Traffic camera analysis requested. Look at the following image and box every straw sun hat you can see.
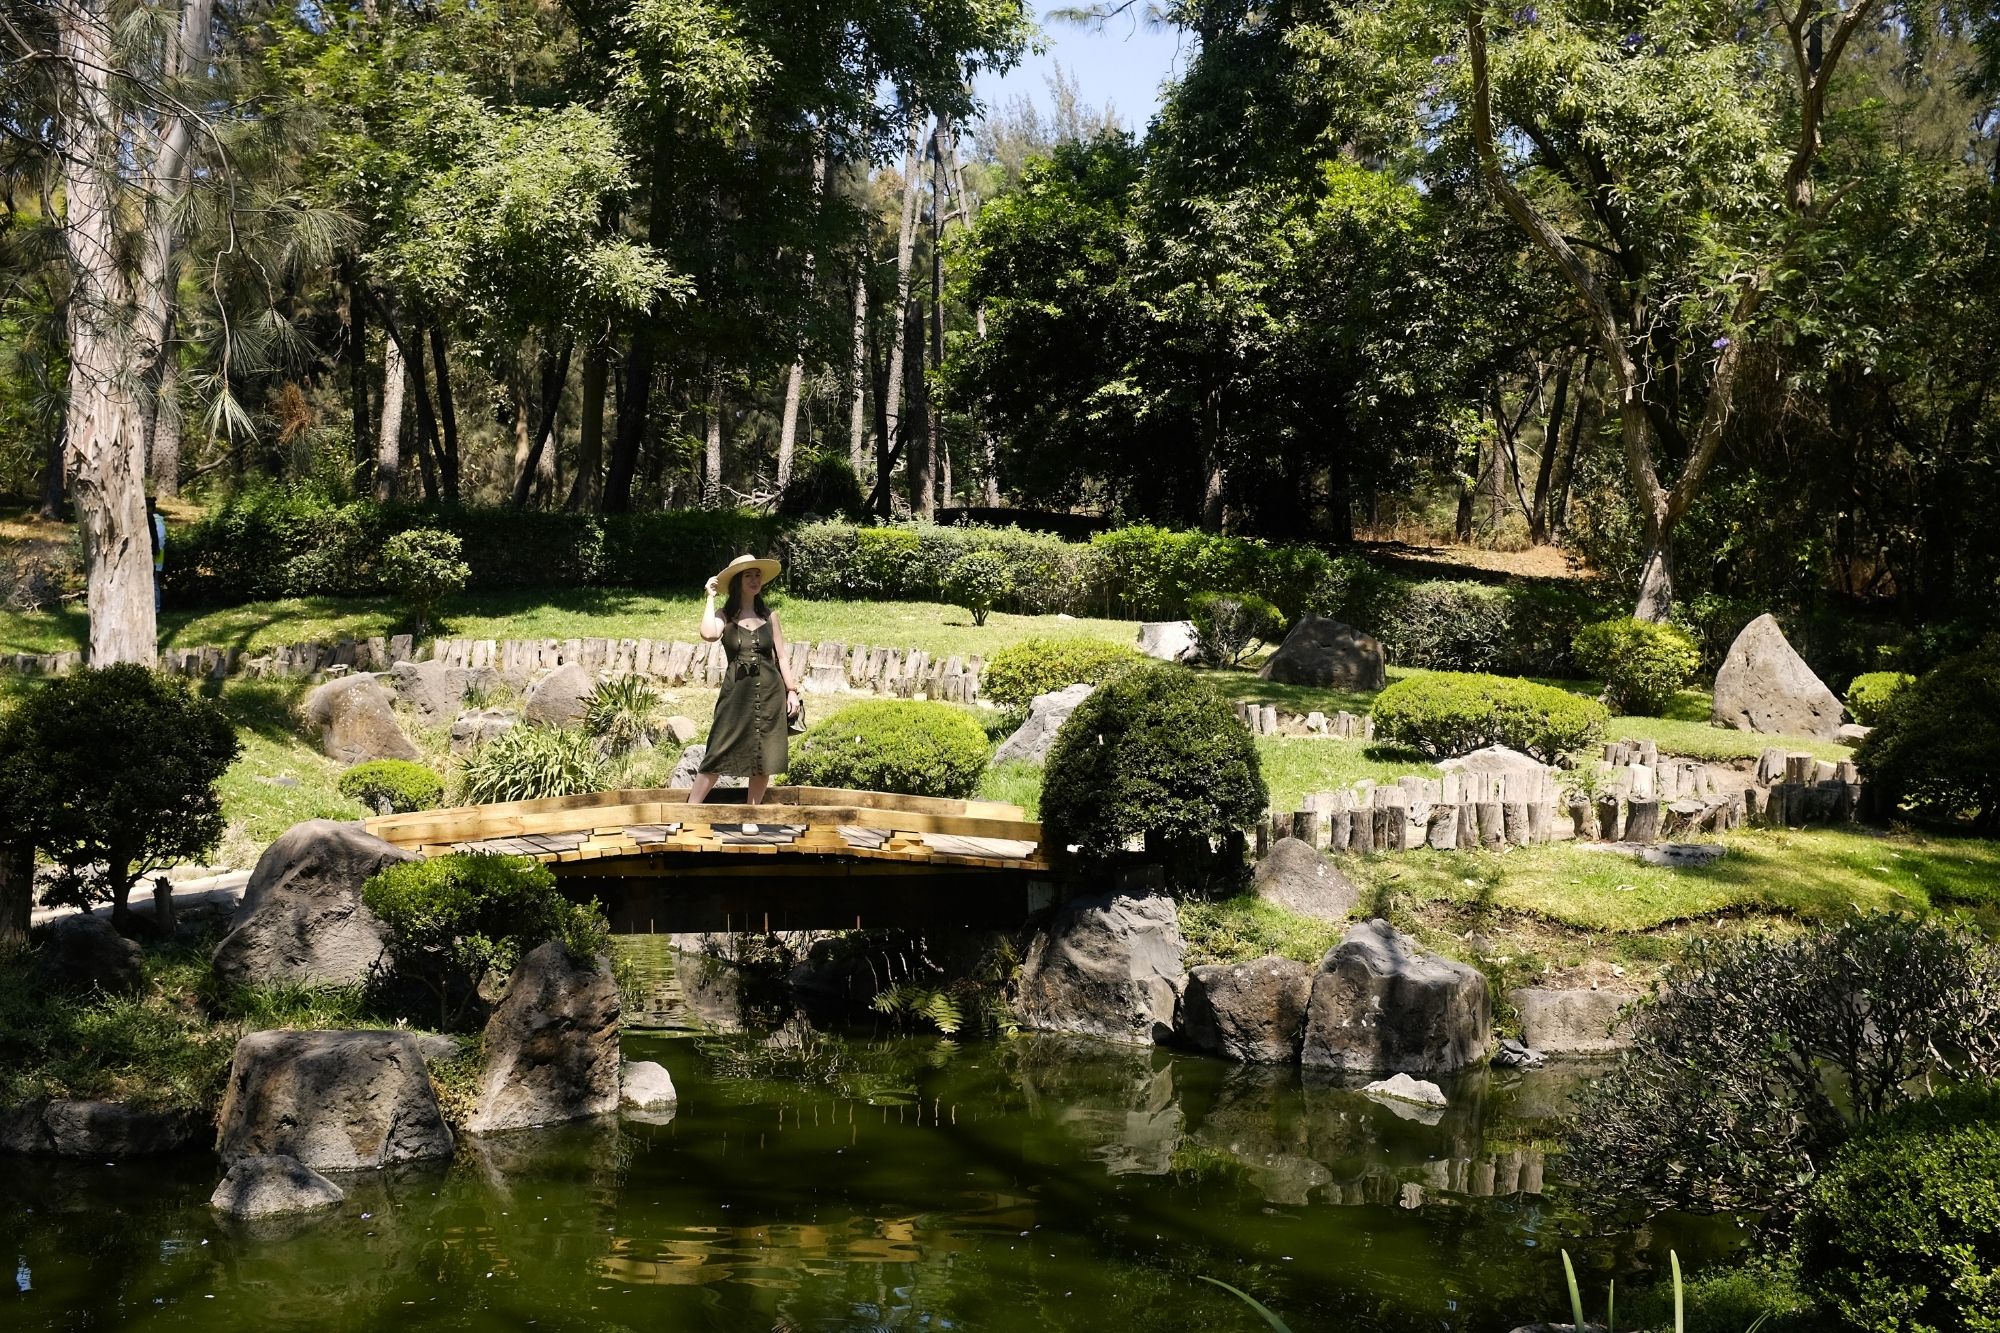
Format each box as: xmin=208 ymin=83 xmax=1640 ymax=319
xmin=713 ymin=553 xmax=781 ymax=589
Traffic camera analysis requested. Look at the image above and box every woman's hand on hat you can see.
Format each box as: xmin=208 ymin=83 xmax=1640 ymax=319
xmin=704 ymin=576 xmax=718 ymax=598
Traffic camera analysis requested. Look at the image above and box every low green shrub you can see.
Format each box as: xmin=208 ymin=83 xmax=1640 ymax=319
xmin=784 ymin=701 xmax=989 ymax=799
xmin=1846 ymin=670 xmax=1915 ymax=725
xmin=1571 ymin=616 xmax=1701 ymax=716
xmin=1041 ymin=662 xmax=1266 ymax=866
xmin=1856 ymin=649 xmax=2000 ymax=832
xmin=943 ymin=550 xmax=1014 ymax=627
xmin=981 ymin=637 xmax=1142 ymax=710
xmin=1794 ymin=1080 xmax=2000 ymax=1333
xmin=1188 ymin=592 xmax=1287 ymax=668
xmin=379 ymin=527 xmax=469 ymax=637
xmin=456 ymin=725 xmax=607 ymax=805
xmin=362 ymin=853 xmax=609 ymax=1029
xmin=337 ymin=759 xmax=445 ymax=814
xmin=1372 ymin=671 xmax=1608 ymax=761
xmin=583 ymin=675 xmax=663 ymax=755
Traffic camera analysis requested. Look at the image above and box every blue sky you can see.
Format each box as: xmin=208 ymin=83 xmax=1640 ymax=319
xmin=972 ymin=9 xmax=1192 ymax=135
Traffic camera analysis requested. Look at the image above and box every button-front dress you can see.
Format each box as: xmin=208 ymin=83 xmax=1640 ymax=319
xmin=698 ymin=619 xmax=789 ymax=777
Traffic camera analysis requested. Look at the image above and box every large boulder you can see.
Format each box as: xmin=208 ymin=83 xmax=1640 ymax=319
xmin=1302 ymin=920 xmax=1490 ymax=1074
xmin=385 ymin=659 xmax=501 ymax=725
xmin=992 ymin=683 xmax=1094 ymax=766
xmin=302 ymin=674 xmax=420 ymax=764
xmin=0 ymin=1099 xmax=201 ymax=1157
xmin=215 ymin=1029 xmax=454 ymax=1169
xmin=1182 ymin=956 xmax=1311 ymax=1063
xmin=465 ymin=941 xmax=621 ymax=1135
xmin=1258 ymin=615 xmax=1387 ymax=690
xmin=34 ymin=913 xmax=144 ymax=995
xmin=1252 ymin=838 xmax=1359 ymax=923
xmin=450 ymin=708 xmax=518 ymax=754
xmin=523 ymin=663 xmax=594 ymax=728
xmin=211 ymin=820 xmax=412 ymax=989
xmin=1135 ymin=621 xmax=1200 ymax=664
xmin=1439 ymin=745 xmax=1552 ymax=780
xmin=621 ymin=1061 xmax=678 ymax=1111
xmin=1509 ymin=987 xmax=1640 ymax=1057
xmin=210 ymin=1154 xmax=346 ymax=1218
xmin=668 ymin=743 xmax=706 ymax=788
xmin=1016 ymin=890 xmax=1185 ymax=1045
xmin=1711 ymin=613 xmax=1845 ymax=740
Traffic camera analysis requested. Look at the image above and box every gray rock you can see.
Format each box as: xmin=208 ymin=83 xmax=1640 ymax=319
xmin=1258 ymin=615 xmax=1386 ymax=690
xmin=1492 ymin=1036 xmax=1547 ymax=1069
xmin=992 ymin=683 xmax=1094 ymax=766
xmin=450 ymin=708 xmax=518 ymax=754
xmin=1135 ymin=621 xmax=1200 ymax=664
xmin=1837 ymin=722 xmax=1872 ymax=746
xmin=1360 ymin=1073 xmax=1448 ymax=1108
xmin=34 ymin=913 xmax=143 ymax=995
xmin=1017 ymin=890 xmax=1186 ymax=1045
xmin=466 ymin=941 xmax=621 ymax=1135
xmin=620 ymin=1060 xmax=678 ymax=1110
xmin=1438 ymin=745 xmax=1552 ymax=778
xmin=1251 ymin=838 xmax=1359 ymax=923
xmin=1712 ymin=613 xmax=1845 ymax=740
xmin=1509 ymin=987 xmax=1640 ymax=1057
xmin=385 ymin=660 xmax=500 ymax=724
xmin=1181 ymin=955 xmax=1311 ymax=1063
xmin=0 ymin=1099 xmax=201 ymax=1157
xmin=1302 ymin=920 xmax=1491 ymax=1074
xmin=668 ymin=743 xmax=706 ymax=788
xmin=210 ymin=1154 xmax=346 ymax=1218
xmin=215 ymin=1029 xmax=454 ymax=1169
xmin=523 ymin=663 xmax=594 ymax=728
xmin=211 ymin=820 xmax=411 ymax=989
xmin=302 ymin=674 xmax=420 ymax=765
xmin=663 ymin=716 xmax=699 ymax=746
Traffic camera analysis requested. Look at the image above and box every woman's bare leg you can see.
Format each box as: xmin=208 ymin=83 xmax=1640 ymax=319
xmin=688 ymin=772 xmax=718 ymax=804
xmin=745 ymin=775 xmax=771 ymax=805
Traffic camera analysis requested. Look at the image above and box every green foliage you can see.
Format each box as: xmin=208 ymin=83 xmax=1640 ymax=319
xmin=1564 ymin=916 xmax=2000 ymax=1217
xmin=780 ymin=520 xmax=1099 ymax=614
xmin=1041 ymin=662 xmax=1267 ymax=865
xmin=1857 ymin=650 xmax=2000 ymax=832
xmin=583 ymin=675 xmax=663 ymax=755
xmin=1188 ymin=591 xmax=1287 ymax=667
xmin=943 ymin=550 xmax=1015 ymax=627
xmin=777 ymin=450 xmax=868 ymax=520
xmin=981 ymin=636 xmax=1143 ymax=710
xmin=362 ymin=853 xmax=609 ymax=1030
xmin=456 ymin=725 xmax=607 ymax=805
xmin=0 ymin=665 xmax=240 ymax=912
xmin=1089 ymin=525 xmax=1336 ymax=621
xmin=1371 ymin=671 xmax=1607 ymax=761
xmin=1794 ymin=1081 xmax=2000 ymax=1333
xmin=378 ymin=527 xmax=470 ymax=637
xmin=784 ymin=701 xmax=989 ymax=799
xmin=337 ymin=758 xmax=444 ymax=814
xmin=1572 ymin=617 xmax=1702 ymax=716
xmin=1846 ymin=671 xmax=1916 ymax=726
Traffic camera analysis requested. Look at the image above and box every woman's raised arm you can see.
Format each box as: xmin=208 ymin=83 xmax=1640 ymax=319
xmin=698 ymin=576 xmax=727 ymax=641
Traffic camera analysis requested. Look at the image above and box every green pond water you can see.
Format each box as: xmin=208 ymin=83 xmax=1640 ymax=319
xmin=3 ymin=964 xmax=1741 ymax=1332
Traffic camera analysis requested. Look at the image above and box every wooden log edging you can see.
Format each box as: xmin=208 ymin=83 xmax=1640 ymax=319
xmin=1233 ymin=701 xmax=1373 ymax=739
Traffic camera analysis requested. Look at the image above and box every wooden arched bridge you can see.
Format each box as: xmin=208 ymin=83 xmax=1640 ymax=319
xmin=363 ymin=787 xmax=1057 ymax=934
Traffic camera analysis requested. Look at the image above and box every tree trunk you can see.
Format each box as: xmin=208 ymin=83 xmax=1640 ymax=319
xmin=703 ymin=375 xmax=724 ymax=507
xmin=847 ymin=268 xmax=870 ymax=479
xmin=428 ymin=324 xmax=460 ymax=503
xmin=606 ymin=331 xmax=651 ymax=512
xmin=345 ymin=257 xmax=371 ymax=490
xmin=567 ymin=345 xmax=606 ymax=510
xmin=404 ymin=322 xmax=442 ymax=503
xmin=880 ymin=119 xmax=926 ymax=510
xmin=150 ymin=348 xmax=182 ymax=500
xmin=975 ymin=306 xmax=999 ymax=505
xmin=511 ymin=339 xmax=572 ymax=508
xmin=1529 ymin=353 xmax=1573 ymax=543
xmin=37 ymin=425 xmax=66 ymax=520
xmin=777 ymin=358 xmax=807 ymax=493
xmin=1551 ymin=352 xmax=1597 ymax=535
xmin=375 ymin=334 xmax=406 ymax=503
xmin=907 ymin=297 xmax=930 ymax=513
xmin=919 ymin=125 xmax=944 ymax=520
xmin=1626 ymin=398 xmax=1675 ymax=621
xmin=0 ymin=842 xmax=31 ymax=950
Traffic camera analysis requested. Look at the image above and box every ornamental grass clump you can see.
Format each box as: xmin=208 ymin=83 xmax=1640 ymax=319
xmin=1041 ymin=661 xmax=1266 ymax=869
xmin=456 ymin=725 xmax=607 ymax=805
xmin=1570 ymin=616 xmax=1700 ymax=716
xmin=785 ymin=701 xmax=989 ymax=799
xmin=583 ymin=675 xmax=664 ymax=755
xmin=1371 ymin=671 xmax=1607 ymax=761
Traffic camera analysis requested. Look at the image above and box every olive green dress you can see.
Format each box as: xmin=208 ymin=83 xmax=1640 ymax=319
xmin=699 ymin=619 xmax=788 ymax=777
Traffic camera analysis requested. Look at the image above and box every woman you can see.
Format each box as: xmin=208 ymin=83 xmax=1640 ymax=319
xmin=688 ymin=553 xmax=800 ymax=805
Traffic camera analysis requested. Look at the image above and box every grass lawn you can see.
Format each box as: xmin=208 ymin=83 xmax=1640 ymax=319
xmin=0 ymin=588 xmax=1139 ymax=661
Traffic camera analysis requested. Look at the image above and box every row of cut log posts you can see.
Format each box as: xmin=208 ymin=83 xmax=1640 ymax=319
xmin=1233 ymin=702 xmax=1374 ymax=739
xmin=1255 ymin=769 xmax=1565 ymax=856
xmin=1576 ymin=740 xmax=1748 ymax=842
xmin=1749 ymin=748 xmax=1864 ymax=826
xmin=1 ymin=650 xmax=84 ymax=676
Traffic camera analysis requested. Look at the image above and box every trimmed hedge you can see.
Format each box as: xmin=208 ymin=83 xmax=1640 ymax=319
xmin=781 ymin=521 xmax=1097 ymax=614
xmin=1571 ymin=616 xmax=1701 ymax=716
xmin=337 ymin=759 xmax=444 ymax=814
xmin=784 ymin=701 xmax=990 ymax=799
xmin=1372 ymin=671 xmax=1608 ymax=761
xmin=1856 ymin=649 xmax=2000 ymax=832
xmin=981 ymin=637 xmax=1144 ymax=711
xmin=1846 ymin=670 xmax=1915 ymax=725
xmin=1794 ymin=1080 xmax=2000 ymax=1333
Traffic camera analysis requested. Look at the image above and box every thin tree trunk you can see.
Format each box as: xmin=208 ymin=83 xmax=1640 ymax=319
xmin=37 ymin=426 xmax=66 ymax=520
xmin=567 ymin=345 xmax=606 ymax=511
xmin=847 ymin=268 xmax=870 ymax=478
xmin=1552 ymin=358 xmax=1597 ymax=536
xmin=345 ymin=257 xmax=371 ymax=490
xmin=150 ymin=346 xmax=182 ymax=499
xmin=375 ymin=335 xmax=405 ymax=503
xmin=428 ymin=324 xmax=460 ymax=503
xmin=976 ymin=307 xmax=998 ymax=505
xmin=703 ymin=375 xmax=724 ymax=507
xmin=919 ymin=124 xmax=944 ymax=520
xmin=880 ymin=118 xmax=926 ymax=514
xmin=511 ymin=339 xmax=572 ymax=508
xmin=777 ymin=154 xmax=828 ymax=494
xmin=404 ymin=321 xmax=442 ymax=503
xmin=906 ymin=297 xmax=929 ymax=513
xmin=0 ymin=842 xmax=31 ymax=950
xmin=1529 ymin=351 xmax=1574 ymax=543
xmin=1201 ymin=386 xmax=1226 ymax=533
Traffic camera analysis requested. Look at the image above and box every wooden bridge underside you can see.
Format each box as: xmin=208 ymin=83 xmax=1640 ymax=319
xmin=362 ymin=786 xmax=1056 ymax=933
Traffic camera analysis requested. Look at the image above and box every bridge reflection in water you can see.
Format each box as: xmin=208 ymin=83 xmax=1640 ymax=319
xmin=363 ymin=786 xmax=1057 ymax=935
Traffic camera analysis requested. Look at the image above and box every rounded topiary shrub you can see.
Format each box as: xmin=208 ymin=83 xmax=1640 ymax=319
xmin=1041 ymin=661 xmax=1266 ymax=863
xmin=944 ymin=550 xmax=1014 ymax=627
xmin=785 ymin=701 xmax=990 ymax=799
xmin=380 ymin=527 xmax=469 ymax=637
xmin=1846 ymin=670 xmax=1915 ymax=726
xmin=1188 ymin=591 xmax=1287 ymax=668
xmin=1856 ymin=650 xmax=2000 ymax=832
xmin=982 ymin=637 xmax=1142 ymax=710
xmin=338 ymin=759 xmax=445 ymax=814
xmin=456 ymin=725 xmax=607 ymax=805
xmin=1372 ymin=671 xmax=1608 ymax=761
xmin=1793 ymin=1080 xmax=2000 ymax=1333
xmin=1570 ymin=616 xmax=1700 ymax=716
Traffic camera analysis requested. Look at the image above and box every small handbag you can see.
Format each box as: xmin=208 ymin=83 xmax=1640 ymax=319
xmin=787 ymin=693 xmax=807 ymax=734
